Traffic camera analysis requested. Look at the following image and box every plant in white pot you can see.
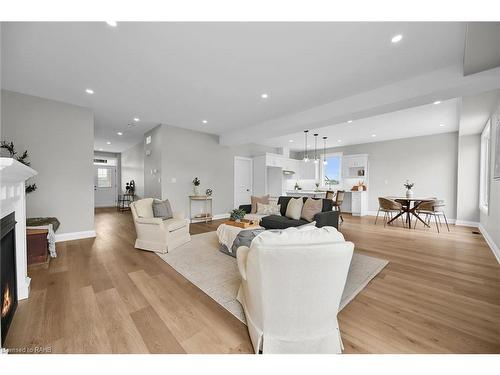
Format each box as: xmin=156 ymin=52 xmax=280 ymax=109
xmin=404 ymin=180 xmax=414 ymax=198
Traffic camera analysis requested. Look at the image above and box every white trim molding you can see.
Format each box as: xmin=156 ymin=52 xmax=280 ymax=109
xmin=55 ymin=230 xmax=97 ymax=243
xmin=454 ymin=220 xmax=480 ymax=228
xmin=479 ymin=224 xmax=500 ymax=264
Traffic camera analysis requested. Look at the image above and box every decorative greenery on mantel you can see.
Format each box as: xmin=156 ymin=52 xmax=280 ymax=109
xmin=1 ymin=140 xmax=37 ymax=193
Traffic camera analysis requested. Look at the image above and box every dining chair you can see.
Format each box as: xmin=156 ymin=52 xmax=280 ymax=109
xmin=325 ymin=190 xmax=335 ymax=201
xmin=414 ymin=199 xmax=450 ymax=233
xmin=332 ymin=190 xmax=345 ymax=222
xmin=375 ymin=197 xmax=405 ymax=227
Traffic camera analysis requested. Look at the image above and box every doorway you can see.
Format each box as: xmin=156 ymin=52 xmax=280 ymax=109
xmin=94 ymin=165 xmax=117 ymax=207
xmin=234 ymin=156 xmax=253 ymax=208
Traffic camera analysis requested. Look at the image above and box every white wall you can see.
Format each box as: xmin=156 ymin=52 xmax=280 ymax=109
xmin=1 ymin=90 xmax=95 ymax=235
xmin=144 ymin=125 xmax=162 ymax=199
xmin=121 ymin=141 xmax=145 ymax=199
xmin=294 ymin=132 xmax=459 ymax=218
xmin=456 ymin=134 xmax=481 ymax=223
xmin=159 ymin=124 xmax=276 ymax=217
xmin=480 ymin=106 xmax=500 ymax=259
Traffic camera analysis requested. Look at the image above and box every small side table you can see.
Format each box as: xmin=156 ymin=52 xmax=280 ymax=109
xmin=118 ymin=193 xmax=136 ymax=211
xmin=189 ymin=195 xmax=213 ymax=223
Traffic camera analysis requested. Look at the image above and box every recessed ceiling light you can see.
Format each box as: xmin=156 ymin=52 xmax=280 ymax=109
xmin=371 ymin=134 xmax=377 ymax=138
xmin=347 ymin=120 xmax=353 ymax=124
xmin=391 ymin=34 xmax=403 ymax=43
xmin=261 ymin=93 xmax=269 ymax=99
xmin=106 ymin=141 xmax=111 ymax=145
xmin=289 ymin=140 xmax=294 ymax=143
xmin=98 ymin=148 xmax=103 ymax=151
xmin=439 ymin=124 xmax=445 ymax=127
xmin=337 ymin=139 xmax=342 ymax=143
xmin=117 ymin=132 xmax=123 ymax=136
xmin=85 ymin=88 xmax=94 ymax=95
xmin=202 ymin=120 xmax=208 ymax=124
xmin=133 ymin=117 xmax=140 ymax=122
xmin=106 ymin=21 xmax=117 ymax=27
xmin=433 ymin=100 xmax=441 ymax=105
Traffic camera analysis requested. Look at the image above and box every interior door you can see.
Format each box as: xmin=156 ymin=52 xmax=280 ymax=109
xmin=234 ymin=157 xmax=253 ymax=208
xmin=94 ymin=165 xmax=117 ymax=207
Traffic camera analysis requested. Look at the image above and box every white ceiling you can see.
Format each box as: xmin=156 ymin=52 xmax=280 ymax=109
xmin=1 ymin=22 xmax=467 ymax=152
xmin=260 ymin=98 xmax=460 ymax=150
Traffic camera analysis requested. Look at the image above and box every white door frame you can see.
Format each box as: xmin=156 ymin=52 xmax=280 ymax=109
xmin=234 ymin=156 xmax=253 ymax=209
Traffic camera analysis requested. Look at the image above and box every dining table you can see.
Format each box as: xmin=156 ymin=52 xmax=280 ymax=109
xmin=386 ymin=197 xmax=434 ymax=229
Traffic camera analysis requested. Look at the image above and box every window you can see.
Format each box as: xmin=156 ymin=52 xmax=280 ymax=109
xmin=321 ymin=153 xmax=342 ymax=188
xmin=479 ymin=119 xmax=491 ymax=214
xmin=97 ymin=168 xmax=112 ymax=188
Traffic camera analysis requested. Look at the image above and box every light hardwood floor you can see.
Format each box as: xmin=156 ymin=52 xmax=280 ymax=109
xmin=5 ymin=208 xmax=500 ymax=353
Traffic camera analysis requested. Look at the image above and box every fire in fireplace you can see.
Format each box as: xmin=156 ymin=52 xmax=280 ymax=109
xmin=2 ymin=283 xmax=13 ymax=318
xmin=1 ymin=212 xmax=18 ymax=346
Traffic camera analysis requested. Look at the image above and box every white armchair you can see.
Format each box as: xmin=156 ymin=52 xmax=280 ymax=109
xmin=236 ymin=226 xmax=354 ymax=354
xmin=130 ymin=198 xmax=191 ymax=254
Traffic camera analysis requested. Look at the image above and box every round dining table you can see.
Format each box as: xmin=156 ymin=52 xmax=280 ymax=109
xmin=386 ymin=197 xmax=434 ymax=229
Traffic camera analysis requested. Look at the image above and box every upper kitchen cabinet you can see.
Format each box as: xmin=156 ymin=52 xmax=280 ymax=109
xmin=342 ymin=154 xmax=368 ymax=179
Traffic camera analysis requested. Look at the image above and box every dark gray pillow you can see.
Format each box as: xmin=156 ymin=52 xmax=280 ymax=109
xmin=152 ymin=199 xmax=173 ymax=219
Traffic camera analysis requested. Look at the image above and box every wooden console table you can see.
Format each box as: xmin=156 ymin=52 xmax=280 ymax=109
xmin=189 ymin=195 xmax=213 ymax=223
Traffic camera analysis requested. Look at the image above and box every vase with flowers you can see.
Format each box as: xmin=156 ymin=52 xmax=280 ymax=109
xmin=404 ymin=180 xmax=414 ymax=198
xmin=192 ymin=177 xmax=201 ymax=196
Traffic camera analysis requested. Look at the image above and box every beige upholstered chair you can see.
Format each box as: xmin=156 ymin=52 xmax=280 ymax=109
xmin=130 ymin=198 xmax=191 ymax=253
xmin=376 ymin=197 xmax=405 ymax=227
xmin=236 ymin=226 xmax=354 ymax=354
xmin=414 ymin=199 xmax=450 ymax=233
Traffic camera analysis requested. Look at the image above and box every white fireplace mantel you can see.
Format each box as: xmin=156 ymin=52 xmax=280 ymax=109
xmin=1 ymin=157 xmax=38 ymax=301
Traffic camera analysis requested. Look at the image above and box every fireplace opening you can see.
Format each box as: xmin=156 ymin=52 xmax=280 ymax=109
xmin=1 ymin=212 xmax=17 ymax=346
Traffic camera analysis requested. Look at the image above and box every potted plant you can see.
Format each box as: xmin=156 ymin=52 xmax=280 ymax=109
xmin=192 ymin=177 xmax=201 ymax=196
xmin=230 ymin=208 xmax=246 ymax=222
xmin=404 ymin=180 xmax=414 ymax=198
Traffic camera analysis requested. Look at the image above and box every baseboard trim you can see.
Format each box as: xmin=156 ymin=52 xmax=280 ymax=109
xmin=479 ymin=224 xmax=500 ymax=264
xmin=55 ymin=230 xmax=97 ymax=243
xmin=455 ymin=220 xmax=480 ymax=228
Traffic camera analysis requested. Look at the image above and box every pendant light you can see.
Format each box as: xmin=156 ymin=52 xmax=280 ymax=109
xmin=303 ymin=130 xmax=309 ymax=162
xmin=313 ymin=133 xmax=319 ymax=164
xmin=323 ymin=136 xmax=328 ymax=165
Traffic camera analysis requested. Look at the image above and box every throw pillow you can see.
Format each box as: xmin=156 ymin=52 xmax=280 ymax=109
xmin=285 ymin=197 xmax=303 ymax=220
xmin=251 ymin=195 xmax=270 ymax=214
xmin=152 ymin=199 xmax=173 ymax=219
xmin=301 ymin=198 xmax=323 ymax=222
xmin=256 ymin=202 xmax=281 ymax=216
xmin=134 ymin=198 xmax=154 ymax=218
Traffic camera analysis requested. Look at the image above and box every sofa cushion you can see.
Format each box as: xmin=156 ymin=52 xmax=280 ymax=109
xmin=134 ymin=198 xmax=154 ymax=218
xmin=256 ymin=202 xmax=281 ymax=216
xmin=285 ymin=197 xmax=303 ymax=220
xmin=260 ymin=215 xmax=309 ymax=230
xmin=153 ymin=199 xmax=173 ymax=219
xmin=163 ymin=218 xmax=187 ymax=232
xmin=301 ymin=197 xmax=323 ymax=222
xmin=278 ymin=196 xmax=332 ymax=215
xmin=251 ymin=195 xmax=270 ymax=214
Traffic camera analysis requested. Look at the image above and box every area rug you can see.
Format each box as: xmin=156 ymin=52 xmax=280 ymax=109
xmin=157 ymin=231 xmax=388 ymax=324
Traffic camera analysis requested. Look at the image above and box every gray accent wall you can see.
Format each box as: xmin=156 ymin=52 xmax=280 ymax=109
xmin=456 ymin=134 xmax=481 ymax=222
xmin=121 ymin=141 xmax=145 ymax=199
xmin=159 ymin=124 xmax=276 ymax=217
xmin=1 ymin=90 xmax=94 ymax=234
xmin=296 ymin=132 xmax=459 ymax=218
xmin=144 ymin=125 xmax=162 ymax=199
